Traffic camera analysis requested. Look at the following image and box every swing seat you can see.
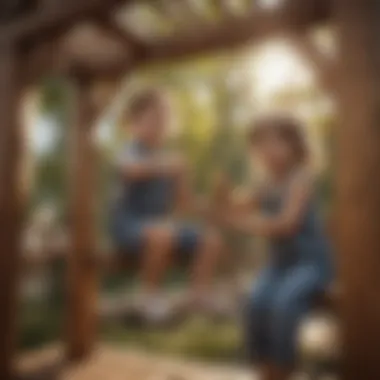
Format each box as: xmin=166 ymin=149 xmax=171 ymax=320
xmin=297 ymin=284 xmax=342 ymax=377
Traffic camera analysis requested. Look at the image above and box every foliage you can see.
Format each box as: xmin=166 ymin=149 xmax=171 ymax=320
xmin=33 ymin=77 xmax=71 ymax=217
xmin=23 ymin=40 xmax=335 ymax=357
xmin=101 ymin=316 xmax=241 ymax=362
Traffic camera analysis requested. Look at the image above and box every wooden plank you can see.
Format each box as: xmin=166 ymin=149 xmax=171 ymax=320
xmin=143 ymin=10 xmax=278 ymax=62
xmin=66 ymin=78 xmax=99 ymax=361
xmin=23 ymin=40 xmax=61 ymax=85
xmin=96 ymin=16 xmax=148 ymax=57
xmin=0 ymin=0 xmax=126 ymax=43
xmin=64 ymin=76 xmax=120 ymax=360
xmin=128 ymin=0 xmax=331 ymax=67
xmin=17 ymin=0 xmax=332 ymax=79
xmin=334 ymin=2 xmax=380 ymax=379
xmin=0 ymin=44 xmax=24 ymax=380
xmin=290 ymin=34 xmax=339 ymax=96
xmin=44 ymin=0 xmax=331 ymax=78
xmin=153 ymin=0 xmax=205 ymax=30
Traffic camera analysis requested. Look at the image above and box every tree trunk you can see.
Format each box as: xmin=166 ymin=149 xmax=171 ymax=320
xmin=335 ymin=2 xmax=380 ymax=379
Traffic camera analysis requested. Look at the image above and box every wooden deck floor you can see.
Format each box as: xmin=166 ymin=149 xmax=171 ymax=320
xmin=17 ymin=345 xmax=252 ymax=380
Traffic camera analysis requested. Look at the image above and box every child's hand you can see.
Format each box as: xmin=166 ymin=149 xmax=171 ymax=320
xmin=209 ymin=206 xmax=225 ymax=225
xmin=161 ymin=154 xmax=188 ymax=177
xmin=211 ymin=171 xmax=232 ymax=203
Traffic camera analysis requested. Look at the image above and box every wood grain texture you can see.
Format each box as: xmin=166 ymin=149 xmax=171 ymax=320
xmin=0 ymin=44 xmax=24 ymax=380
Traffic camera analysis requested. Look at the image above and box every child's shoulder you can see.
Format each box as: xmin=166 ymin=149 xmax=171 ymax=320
xmin=290 ymin=166 xmax=316 ymax=186
xmin=286 ymin=166 xmax=318 ymax=200
xmin=127 ymin=140 xmax=153 ymax=154
xmin=115 ymin=140 xmax=141 ymax=165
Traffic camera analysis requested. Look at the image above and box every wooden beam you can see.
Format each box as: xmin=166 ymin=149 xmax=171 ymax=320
xmin=66 ymin=77 xmax=99 ymax=361
xmin=0 ymin=0 xmax=39 ymax=23
xmin=134 ymin=0 xmax=332 ymax=66
xmin=219 ymin=0 xmax=234 ymax=17
xmin=156 ymin=0 xmax=205 ymax=29
xmin=334 ymin=2 xmax=380 ymax=379
xmin=143 ymin=11 xmax=276 ymax=62
xmin=0 ymin=43 xmax=24 ymax=380
xmin=96 ymin=16 xmax=148 ymax=56
xmin=0 ymin=0 xmax=126 ymax=43
xmin=60 ymin=23 xmax=135 ymax=79
xmin=19 ymin=0 xmax=332 ymax=80
xmin=23 ymin=39 xmax=63 ymax=84
xmin=290 ymin=34 xmax=339 ymax=96
xmin=65 ymin=76 xmax=121 ymax=361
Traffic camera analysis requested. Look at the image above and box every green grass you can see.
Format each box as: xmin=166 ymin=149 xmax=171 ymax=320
xmin=101 ymin=316 xmax=241 ymax=362
xmin=19 ymin=299 xmax=64 ymax=350
xmin=19 ymin=265 xmax=242 ymax=363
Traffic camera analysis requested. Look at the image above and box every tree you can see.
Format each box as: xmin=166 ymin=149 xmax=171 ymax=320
xmin=34 ymin=77 xmax=71 ymax=217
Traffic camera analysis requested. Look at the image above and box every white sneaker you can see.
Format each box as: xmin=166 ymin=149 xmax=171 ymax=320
xmin=138 ymin=293 xmax=174 ymax=325
xmin=189 ymin=292 xmax=233 ymax=318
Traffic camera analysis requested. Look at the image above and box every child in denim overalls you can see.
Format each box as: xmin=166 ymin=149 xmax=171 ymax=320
xmin=110 ymin=89 xmax=223 ymax=323
xmin=214 ymin=114 xmax=333 ymax=380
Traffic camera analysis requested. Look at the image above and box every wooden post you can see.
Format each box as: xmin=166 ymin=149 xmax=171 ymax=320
xmin=335 ymin=2 xmax=380 ymax=379
xmin=0 ymin=43 xmax=24 ymax=380
xmin=66 ymin=76 xmax=99 ymax=360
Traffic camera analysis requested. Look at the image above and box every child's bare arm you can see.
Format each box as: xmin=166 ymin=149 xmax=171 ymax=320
xmin=229 ymin=187 xmax=260 ymax=216
xmin=120 ymin=155 xmax=184 ymax=180
xmin=174 ymin=167 xmax=215 ymax=218
xmin=174 ymin=170 xmax=231 ymax=219
xmin=210 ymin=172 xmax=259 ymax=220
xmin=217 ymin=171 xmax=313 ymax=238
xmin=174 ymin=165 xmax=194 ymax=215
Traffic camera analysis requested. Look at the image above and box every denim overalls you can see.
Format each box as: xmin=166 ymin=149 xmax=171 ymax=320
xmin=109 ymin=141 xmax=200 ymax=255
xmin=245 ymin=178 xmax=333 ymax=366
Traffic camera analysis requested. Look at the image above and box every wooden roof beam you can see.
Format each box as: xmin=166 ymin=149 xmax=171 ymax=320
xmin=0 ymin=0 xmax=40 ymax=23
xmin=140 ymin=0 xmax=332 ymax=65
xmin=0 ymin=0 xmax=128 ymax=43
xmin=290 ymin=33 xmax=339 ymax=96
xmin=151 ymin=0 xmax=206 ymax=30
xmin=96 ymin=16 xmax=149 ymax=57
xmin=219 ymin=0 xmax=235 ymax=17
xmin=62 ymin=0 xmax=331 ymax=77
xmin=35 ymin=0 xmax=331 ymax=79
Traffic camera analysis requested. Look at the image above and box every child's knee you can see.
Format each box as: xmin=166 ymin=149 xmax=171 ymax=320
xmin=247 ymin=288 xmax=274 ymax=324
xmin=272 ymin=278 xmax=318 ymax=322
xmin=203 ymin=229 xmax=223 ymax=253
xmin=271 ymin=291 xmax=306 ymax=327
xmin=244 ymin=294 xmax=270 ymax=342
xmin=249 ymin=277 xmax=276 ymax=315
xmin=145 ymin=226 xmax=174 ymax=250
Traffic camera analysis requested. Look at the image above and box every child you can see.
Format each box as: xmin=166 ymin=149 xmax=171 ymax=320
xmin=214 ymin=114 xmax=332 ymax=380
xmin=109 ymin=88 xmax=222 ymax=323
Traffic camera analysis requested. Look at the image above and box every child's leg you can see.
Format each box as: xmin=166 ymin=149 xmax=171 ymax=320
xmin=268 ymin=265 xmax=323 ymax=379
xmin=140 ymin=223 xmax=176 ymax=294
xmin=190 ymin=228 xmax=223 ymax=296
xmin=256 ymin=366 xmax=291 ymax=380
xmin=246 ymin=267 xmax=280 ymax=380
xmin=256 ymin=365 xmax=275 ymax=380
xmin=171 ymin=225 xmax=223 ymax=304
